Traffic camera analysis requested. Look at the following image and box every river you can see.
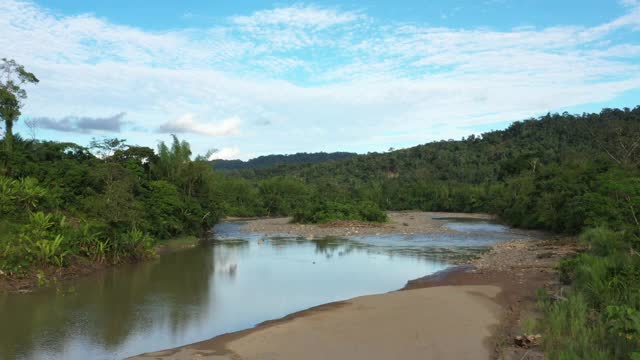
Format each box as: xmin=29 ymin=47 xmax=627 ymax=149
xmin=0 ymin=217 xmax=530 ymax=360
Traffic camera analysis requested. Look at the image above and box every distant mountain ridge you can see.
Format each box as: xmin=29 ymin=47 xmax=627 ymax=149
xmin=211 ymin=152 xmax=357 ymax=171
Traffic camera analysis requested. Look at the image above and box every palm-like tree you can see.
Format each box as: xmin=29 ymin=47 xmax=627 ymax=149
xmin=0 ymin=58 xmax=39 ymax=173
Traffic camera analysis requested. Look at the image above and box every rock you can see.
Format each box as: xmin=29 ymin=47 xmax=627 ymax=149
xmin=514 ymin=334 xmax=542 ymax=348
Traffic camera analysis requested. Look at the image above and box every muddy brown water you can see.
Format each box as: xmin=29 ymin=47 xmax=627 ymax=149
xmin=0 ymin=218 xmax=533 ymax=360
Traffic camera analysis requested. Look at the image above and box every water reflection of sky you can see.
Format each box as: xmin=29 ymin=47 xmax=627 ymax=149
xmin=0 ymin=218 xmax=524 ymax=360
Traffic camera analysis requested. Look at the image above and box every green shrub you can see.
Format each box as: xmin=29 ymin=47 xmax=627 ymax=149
xmin=558 ymin=254 xmax=580 ymax=285
xmin=540 ymin=293 xmax=610 ymax=359
xmin=20 ymin=212 xmax=69 ymax=267
xmin=72 ymin=221 xmax=109 ymax=263
xmin=581 ymin=227 xmax=628 ymax=257
xmin=541 ymin=227 xmax=640 ymax=359
xmin=1 ymin=212 xmax=69 ymax=272
xmin=0 ymin=176 xmax=48 ymax=216
xmin=112 ymin=227 xmax=155 ymax=262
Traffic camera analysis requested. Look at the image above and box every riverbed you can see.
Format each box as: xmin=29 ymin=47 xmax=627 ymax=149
xmin=0 ymin=213 xmax=536 ymax=360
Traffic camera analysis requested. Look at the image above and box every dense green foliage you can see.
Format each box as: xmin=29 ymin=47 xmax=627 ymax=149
xmin=212 ymin=151 xmax=356 ymax=171
xmin=222 ymin=107 xmax=640 ymax=231
xmin=213 ymin=173 xmax=388 ymax=223
xmin=0 ymin=135 xmax=224 ymax=273
xmin=218 ymin=106 xmax=640 ymax=358
xmin=539 ymin=227 xmax=640 ymax=358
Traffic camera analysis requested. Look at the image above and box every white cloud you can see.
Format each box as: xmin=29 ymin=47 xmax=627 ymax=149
xmin=209 ymin=147 xmax=241 ymax=160
xmin=620 ymin=0 xmax=640 ymax=8
xmin=230 ymin=5 xmax=365 ymax=29
xmin=158 ymin=114 xmax=241 ymax=136
xmin=1 ymin=0 xmax=639 ymax=157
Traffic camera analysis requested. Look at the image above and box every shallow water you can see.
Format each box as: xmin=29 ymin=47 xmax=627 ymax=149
xmin=0 ymin=218 xmax=527 ymax=360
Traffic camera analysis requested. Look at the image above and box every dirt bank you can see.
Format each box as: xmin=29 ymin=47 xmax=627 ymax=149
xmin=240 ymin=211 xmax=494 ymax=237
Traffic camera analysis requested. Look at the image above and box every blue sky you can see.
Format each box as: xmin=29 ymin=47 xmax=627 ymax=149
xmin=1 ymin=0 xmax=639 ymax=160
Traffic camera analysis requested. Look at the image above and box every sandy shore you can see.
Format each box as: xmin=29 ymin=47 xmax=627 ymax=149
xmin=132 ymin=285 xmax=502 ymax=360
xmin=240 ymin=211 xmax=494 ymax=237
xmin=131 ymin=215 xmax=573 ymax=360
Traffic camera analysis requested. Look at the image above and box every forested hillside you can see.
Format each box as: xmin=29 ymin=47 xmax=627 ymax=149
xmin=212 ymin=152 xmax=356 ymax=171
xmin=218 ymin=106 xmax=640 ymax=359
xmin=223 ymin=107 xmax=640 ymax=232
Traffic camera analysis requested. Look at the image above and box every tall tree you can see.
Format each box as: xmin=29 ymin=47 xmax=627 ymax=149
xmin=0 ymin=58 xmax=39 ymax=173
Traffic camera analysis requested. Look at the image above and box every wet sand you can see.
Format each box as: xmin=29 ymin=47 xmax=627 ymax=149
xmin=131 ymin=285 xmax=502 ymax=360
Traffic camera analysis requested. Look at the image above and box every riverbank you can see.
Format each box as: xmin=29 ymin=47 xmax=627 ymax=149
xmin=241 ymin=211 xmax=495 ymax=237
xmin=412 ymin=238 xmax=577 ymax=359
xmin=133 ymin=285 xmax=503 ymax=360
xmin=0 ymin=235 xmax=203 ymax=293
xmin=132 ymin=234 xmax=576 ymax=360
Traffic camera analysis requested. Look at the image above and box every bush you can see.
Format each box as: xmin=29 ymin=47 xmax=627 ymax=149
xmin=0 ymin=176 xmax=48 ymax=216
xmin=581 ymin=227 xmax=629 ymax=257
xmin=1 ymin=212 xmax=69 ymax=272
xmin=557 ymin=254 xmax=580 ymax=285
xmin=540 ymin=293 xmax=610 ymax=359
xmin=541 ymin=227 xmax=640 ymax=359
xmin=112 ymin=227 xmax=155 ymax=262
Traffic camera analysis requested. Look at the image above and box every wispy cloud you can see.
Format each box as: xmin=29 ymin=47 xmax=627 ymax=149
xmin=1 ymin=0 xmax=639 ymax=157
xmin=230 ymin=5 xmax=365 ymax=29
xmin=157 ymin=114 xmax=241 ymax=136
xmin=620 ymin=0 xmax=640 ymax=8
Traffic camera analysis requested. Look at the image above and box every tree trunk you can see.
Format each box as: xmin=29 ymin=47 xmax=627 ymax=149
xmin=5 ymin=119 xmax=13 ymax=152
xmin=2 ymin=118 xmax=13 ymax=174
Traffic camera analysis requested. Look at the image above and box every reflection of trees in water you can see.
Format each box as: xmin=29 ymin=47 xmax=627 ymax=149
xmin=311 ymin=237 xmax=377 ymax=258
xmin=214 ymin=239 xmax=248 ymax=280
xmin=0 ymin=243 xmax=216 ymax=359
xmin=0 ymin=232 xmax=494 ymax=359
xmin=214 ymin=238 xmax=249 ymax=248
xmin=267 ymin=236 xmax=308 ymax=249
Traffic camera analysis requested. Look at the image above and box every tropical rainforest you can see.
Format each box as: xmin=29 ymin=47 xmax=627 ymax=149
xmin=213 ymin=151 xmax=356 ymax=171
xmin=1 ymin=59 xmax=640 ymax=358
xmin=218 ymin=106 xmax=640 ymax=358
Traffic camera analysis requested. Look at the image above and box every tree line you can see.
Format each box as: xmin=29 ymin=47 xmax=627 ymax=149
xmin=212 ymin=151 xmax=356 ymax=171
xmin=219 ymin=107 xmax=640 ymax=232
xmin=216 ymin=106 xmax=640 ymax=358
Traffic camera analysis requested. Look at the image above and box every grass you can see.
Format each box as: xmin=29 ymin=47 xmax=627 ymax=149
xmin=156 ymin=235 xmax=200 ymax=253
xmin=535 ymin=227 xmax=640 ymax=359
xmin=521 ymin=316 xmax=538 ymax=335
xmin=538 ymin=292 xmax=611 ymax=359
